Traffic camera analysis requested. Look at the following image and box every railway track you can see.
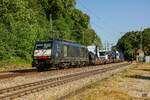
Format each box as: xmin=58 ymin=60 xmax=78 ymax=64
xmin=0 ymin=63 xmax=130 ymax=99
xmin=0 ymin=63 xmax=124 ymax=80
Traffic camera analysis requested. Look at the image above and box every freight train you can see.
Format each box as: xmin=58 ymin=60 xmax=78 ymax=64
xmin=32 ymin=39 xmax=123 ymax=71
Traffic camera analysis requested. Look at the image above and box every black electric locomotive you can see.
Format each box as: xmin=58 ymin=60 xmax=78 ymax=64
xmin=32 ymin=39 xmax=89 ymax=71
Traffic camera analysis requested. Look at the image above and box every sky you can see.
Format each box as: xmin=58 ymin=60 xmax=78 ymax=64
xmin=76 ymin=0 xmax=150 ymax=44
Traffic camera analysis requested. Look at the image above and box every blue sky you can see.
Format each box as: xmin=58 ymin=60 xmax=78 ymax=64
xmin=76 ymin=0 xmax=150 ymax=44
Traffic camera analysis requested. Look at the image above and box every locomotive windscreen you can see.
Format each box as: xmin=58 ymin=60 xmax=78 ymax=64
xmin=35 ymin=43 xmax=52 ymax=50
xmin=99 ymin=52 xmax=106 ymax=56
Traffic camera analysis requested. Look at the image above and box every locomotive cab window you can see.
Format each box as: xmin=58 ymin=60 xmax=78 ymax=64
xmin=35 ymin=44 xmax=43 ymax=50
xmin=44 ymin=43 xmax=52 ymax=49
xmin=35 ymin=43 xmax=52 ymax=50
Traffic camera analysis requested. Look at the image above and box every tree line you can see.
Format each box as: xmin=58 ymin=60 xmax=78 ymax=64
xmin=0 ymin=0 xmax=101 ymax=64
xmin=116 ymin=28 xmax=150 ymax=60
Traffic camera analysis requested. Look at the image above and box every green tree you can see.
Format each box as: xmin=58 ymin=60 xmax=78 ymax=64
xmin=117 ymin=28 xmax=150 ymax=60
xmin=0 ymin=0 xmax=101 ymax=65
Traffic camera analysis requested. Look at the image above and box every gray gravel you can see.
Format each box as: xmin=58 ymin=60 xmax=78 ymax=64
xmin=0 ymin=62 xmax=131 ymax=100
xmin=0 ymin=63 xmax=123 ymax=89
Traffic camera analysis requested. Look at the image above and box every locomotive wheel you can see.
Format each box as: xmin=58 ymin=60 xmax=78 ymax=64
xmin=37 ymin=67 xmax=43 ymax=72
xmin=36 ymin=65 xmax=46 ymax=72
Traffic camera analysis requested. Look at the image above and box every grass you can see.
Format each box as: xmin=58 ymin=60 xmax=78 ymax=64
xmin=65 ymin=63 xmax=150 ymax=100
xmin=0 ymin=58 xmax=31 ymax=72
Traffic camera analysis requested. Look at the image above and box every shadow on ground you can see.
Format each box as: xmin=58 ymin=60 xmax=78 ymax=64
xmin=126 ymin=75 xmax=150 ymax=80
xmin=135 ymin=69 xmax=150 ymax=71
xmin=9 ymin=69 xmax=37 ymax=73
xmin=9 ymin=67 xmax=59 ymax=73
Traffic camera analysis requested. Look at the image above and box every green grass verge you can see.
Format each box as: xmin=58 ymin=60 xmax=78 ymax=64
xmin=0 ymin=57 xmax=32 ymax=72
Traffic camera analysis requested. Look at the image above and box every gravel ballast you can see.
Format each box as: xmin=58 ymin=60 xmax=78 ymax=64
xmin=3 ymin=62 xmax=131 ymax=100
xmin=0 ymin=63 xmax=124 ymax=89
